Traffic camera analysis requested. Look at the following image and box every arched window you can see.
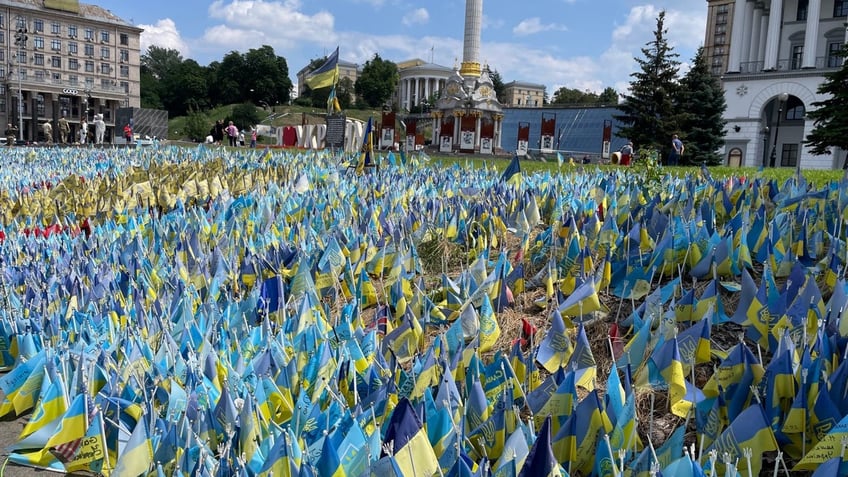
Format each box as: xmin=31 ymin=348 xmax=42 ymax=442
xmin=784 ymin=96 xmax=805 ymax=120
xmin=727 ymin=147 xmax=743 ymax=167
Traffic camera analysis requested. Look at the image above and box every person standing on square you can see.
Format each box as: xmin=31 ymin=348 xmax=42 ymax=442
xmin=669 ymin=134 xmax=684 ymax=166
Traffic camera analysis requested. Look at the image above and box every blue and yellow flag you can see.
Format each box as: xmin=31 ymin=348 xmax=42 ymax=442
xmin=305 ymin=47 xmax=339 ymax=90
xmin=706 ymin=403 xmax=778 ymax=477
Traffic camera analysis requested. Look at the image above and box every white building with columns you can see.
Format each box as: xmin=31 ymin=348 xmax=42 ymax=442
xmin=710 ymin=0 xmax=848 ymax=169
xmin=395 ymin=59 xmax=453 ymax=111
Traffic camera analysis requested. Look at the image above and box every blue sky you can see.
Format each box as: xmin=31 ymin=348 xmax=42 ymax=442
xmin=100 ymin=0 xmax=708 ymax=96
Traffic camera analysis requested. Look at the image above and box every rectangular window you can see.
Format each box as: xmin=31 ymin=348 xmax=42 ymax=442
xmin=0 ymin=98 xmax=5 ymax=113
xmin=68 ymin=42 xmax=77 ymax=54
xmin=18 ymin=51 xmax=26 ymax=63
xmin=100 ymin=31 xmax=109 ymax=43
xmin=85 ymin=77 xmax=94 ymax=88
xmin=120 ymin=33 xmax=128 ymax=45
xmin=780 ymin=144 xmax=799 ymax=167
xmin=84 ymin=44 xmax=93 ymax=56
xmin=120 ymin=81 xmax=129 ymax=93
xmin=828 ymin=42 xmax=844 ymax=67
xmin=100 ymin=62 xmax=110 ymax=74
xmin=16 ymin=17 xmax=26 ymax=30
xmin=51 ymin=39 xmax=60 ymax=51
xmin=797 ymin=0 xmax=808 ymax=21
xmin=69 ymin=58 xmax=78 ymax=70
xmin=34 ymin=37 xmax=44 ymax=49
xmin=33 ymin=53 xmax=44 ymax=65
xmin=716 ymin=12 xmax=727 ymax=25
xmin=717 ymin=4 xmax=728 ymax=14
xmin=68 ymin=25 xmax=77 ymax=38
xmin=120 ymin=49 xmax=129 ymax=62
xmin=715 ymin=33 xmax=726 ymax=45
xmin=51 ymin=56 xmax=60 ymax=68
xmin=0 ymin=32 xmax=4 ymax=44
xmin=37 ymin=95 xmax=45 ymax=116
xmin=85 ymin=60 xmax=94 ymax=72
xmin=836 ymin=0 xmax=848 ymax=16
xmin=53 ymin=73 xmax=60 ymax=81
xmin=101 ymin=78 xmax=111 ymax=88
xmin=120 ymin=65 xmax=129 ymax=77
xmin=35 ymin=70 xmax=44 ymax=81
xmin=69 ymin=75 xmax=77 ymax=85
xmin=0 ymin=67 xmax=5 ymax=78
xmin=792 ymin=45 xmax=803 ymax=69
xmin=100 ymin=47 xmax=109 ymax=59
xmin=34 ymin=19 xmax=43 ymax=32
xmin=51 ymin=22 xmax=60 ymax=35
xmin=84 ymin=28 xmax=93 ymax=40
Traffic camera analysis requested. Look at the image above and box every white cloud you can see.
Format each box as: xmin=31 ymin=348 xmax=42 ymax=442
xmin=402 ymin=8 xmax=429 ymax=26
xmin=201 ymin=0 xmax=337 ymax=54
xmin=138 ymin=18 xmax=190 ymax=57
xmin=513 ymin=18 xmax=566 ymax=36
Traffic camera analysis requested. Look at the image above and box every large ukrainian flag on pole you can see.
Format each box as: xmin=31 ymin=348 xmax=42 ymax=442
xmin=305 ymin=47 xmax=339 ymax=90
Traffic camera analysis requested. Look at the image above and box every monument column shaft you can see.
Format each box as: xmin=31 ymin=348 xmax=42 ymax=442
xmin=460 ymin=0 xmax=482 ymax=77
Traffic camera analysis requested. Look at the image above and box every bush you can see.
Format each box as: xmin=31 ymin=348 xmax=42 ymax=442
xmin=183 ymin=110 xmax=209 ymax=142
xmin=230 ymin=103 xmax=263 ymax=131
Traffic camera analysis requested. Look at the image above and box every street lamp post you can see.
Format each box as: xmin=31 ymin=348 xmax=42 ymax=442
xmin=768 ymin=92 xmax=789 ymax=167
xmin=14 ymin=24 xmax=27 ymax=142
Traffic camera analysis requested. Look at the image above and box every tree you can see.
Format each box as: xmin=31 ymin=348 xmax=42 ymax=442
xmin=552 ymin=87 xmax=598 ymax=105
xmin=598 ymin=87 xmax=619 ymax=105
xmin=805 ymin=45 xmax=848 ymax=168
xmin=614 ymin=10 xmax=682 ymax=158
xmin=488 ymin=68 xmax=507 ymax=103
xmin=213 ymin=51 xmax=247 ymax=105
xmin=183 ymin=109 xmax=209 ymax=142
xmin=161 ymin=59 xmax=208 ymax=116
xmin=230 ymin=103 xmax=262 ymax=130
xmin=139 ymin=69 xmax=163 ymax=109
xmin=141 ymin=46 xmax=183 ymax=80
xmin=337 ymin=77 xmax=354 ymax=110
xmin=677 ymin=47 xmax=727 ymax=165
xmin=140 ymin=46 xmax=183 ymax=110
xmin=242 ymin=45 xmax=292 ymax=106
xmin=355 ymin=54 xmax=398 ymax=108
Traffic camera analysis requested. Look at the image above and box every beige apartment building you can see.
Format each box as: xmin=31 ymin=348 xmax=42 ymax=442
xmin=502 ymin=81 xmax=545 ymax=107
xmin=1 ymin=0 xmax=142 ymax=143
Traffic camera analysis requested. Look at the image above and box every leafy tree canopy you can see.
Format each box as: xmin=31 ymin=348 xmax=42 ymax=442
xmin=355 ymin=54 xmax=399 ymax=109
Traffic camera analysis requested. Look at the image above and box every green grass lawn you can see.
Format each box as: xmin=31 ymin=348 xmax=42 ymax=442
xmin=422 ymin=154 xmax=846 ymax=186
xmin=168 ymin=105 xmax=846 ymax=186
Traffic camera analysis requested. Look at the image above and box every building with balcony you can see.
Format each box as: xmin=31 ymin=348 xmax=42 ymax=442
xmin=711 ymin=0 xmax=848 ymax=169
xmin=502 ymin=81 xmax=546 ymax=107
xmin=2 ymin=0 xmax=142 ymax=143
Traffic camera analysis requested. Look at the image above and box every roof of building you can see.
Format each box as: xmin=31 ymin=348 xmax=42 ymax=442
xmin=504 ymin=80 xmax=546 ymax=90
xmin=8 ymin=0 xmax=141 ymax=29
xmin=397 ymin=58 xmax=454 ymax=72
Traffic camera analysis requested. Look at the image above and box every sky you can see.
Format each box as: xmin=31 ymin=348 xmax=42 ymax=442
xmin=99 ymin=0 xmax=709 ymax=96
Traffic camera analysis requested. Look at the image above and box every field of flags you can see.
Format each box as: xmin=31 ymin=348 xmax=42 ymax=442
xmin=0 ymin=144 xmax=846 ymax=476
